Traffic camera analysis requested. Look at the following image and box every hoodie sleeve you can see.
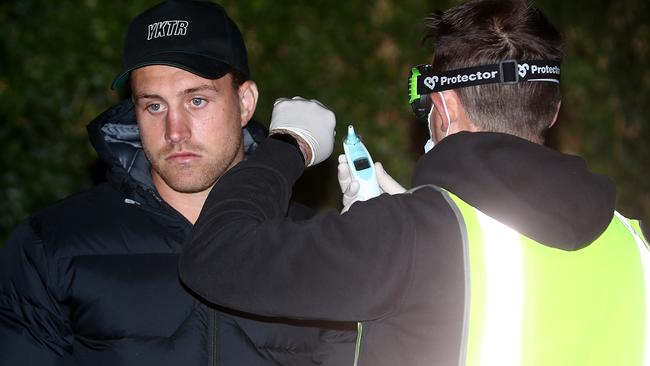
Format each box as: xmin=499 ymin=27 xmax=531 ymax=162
xmin=0 ymin=221 xmax=71 ymax=365
xmin=180 ymin=138 xmax=417 ymax=322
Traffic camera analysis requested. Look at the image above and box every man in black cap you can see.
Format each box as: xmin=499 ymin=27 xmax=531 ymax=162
xmin=0 ymin=1 xmax=353 ymax=365
xmin=179 ymin=0 xmax=649 ymax=365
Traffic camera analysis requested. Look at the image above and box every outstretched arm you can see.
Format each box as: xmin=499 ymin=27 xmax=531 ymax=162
xmin=179 ymin=99 xmax=416 ymax=322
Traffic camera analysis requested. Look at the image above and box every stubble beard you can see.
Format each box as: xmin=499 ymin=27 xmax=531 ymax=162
xmin=145 ymin=137 xmax=243 ymax=194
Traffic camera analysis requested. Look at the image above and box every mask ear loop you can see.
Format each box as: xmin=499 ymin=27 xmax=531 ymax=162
xmin=424 ymin=95 xmax=436 ymax=154
xmin=423 ymin=104 xmax=436 ymax=153
xmin=423 ymin=91 xmax=454 ymax=153
xmin=426 ymin=103 xmax=435 ymax=137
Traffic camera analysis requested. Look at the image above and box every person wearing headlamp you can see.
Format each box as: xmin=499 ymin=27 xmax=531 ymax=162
xmin=180 ymin=0 xmax=650 ymax=365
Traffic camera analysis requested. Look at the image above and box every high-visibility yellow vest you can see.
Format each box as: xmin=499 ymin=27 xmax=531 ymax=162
xmin=443 ymin=188 xmax=650 ymax=366
xmin=353 ymin=186 xmax=649 ymax=366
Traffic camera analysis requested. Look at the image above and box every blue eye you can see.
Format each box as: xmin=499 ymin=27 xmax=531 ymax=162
xmin=191 ymin=97 xmax=206 ymax=107
xmin=147 ymin=103 xmax=161 ymax=112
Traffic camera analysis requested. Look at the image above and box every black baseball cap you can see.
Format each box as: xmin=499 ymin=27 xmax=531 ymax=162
xmin=111 ymin=0 xmax=249 ymax=90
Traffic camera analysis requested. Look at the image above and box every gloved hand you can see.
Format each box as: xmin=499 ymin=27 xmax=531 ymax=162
xmin=374 ymin=162 xmax=406 ymax=194
xmin=337 ymin=154 xmax=361 ymax=209
xmin=270 ymin=96 xmax=336 ymax=167
xmin=338 ymin=154 xmax=406 ymax=213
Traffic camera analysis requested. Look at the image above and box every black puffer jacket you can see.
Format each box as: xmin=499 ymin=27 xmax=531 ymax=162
xmin=0 ymin=100 xmax=354 ymax=366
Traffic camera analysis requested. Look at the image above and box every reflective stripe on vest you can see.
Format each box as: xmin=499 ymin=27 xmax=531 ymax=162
xmin=441 ymin=190 xmax=650 ymax=366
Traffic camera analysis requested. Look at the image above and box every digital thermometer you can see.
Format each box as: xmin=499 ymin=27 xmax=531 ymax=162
xmin=342 ymin=125 xmax=382 ymax=201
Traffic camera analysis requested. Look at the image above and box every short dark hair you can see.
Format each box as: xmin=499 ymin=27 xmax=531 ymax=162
xmin=424 ymin=0 xmax=564 ymax=142
xmin=229 ymin=69 xmax=249 ymax=91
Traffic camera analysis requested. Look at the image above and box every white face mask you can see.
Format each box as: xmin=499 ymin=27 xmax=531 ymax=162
xmin=423 ymin=92 xmax=452 ymax=153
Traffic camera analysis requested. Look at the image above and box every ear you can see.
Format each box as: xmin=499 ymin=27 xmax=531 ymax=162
xmin=549 ymin=100 xmax=561 ymax=128
xmin=430 ymin=91 xmax=462 ymax=134
xmin=238 ymin=80 xmax=258 ymax=127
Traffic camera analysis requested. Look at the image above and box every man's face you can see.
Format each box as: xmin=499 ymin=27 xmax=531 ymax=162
xmin=131 ymin=65 xmax=250 ymax=194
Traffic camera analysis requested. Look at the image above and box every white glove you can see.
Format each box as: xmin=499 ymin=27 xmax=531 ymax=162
xmin=270 ymin=96 xmax=336 ymax=167
xmin=374 ymin=162 xmax=406 ymax=194
xmin=338 ymin=155 xmax=406 ymax=213
xmin=337 ymin=154 xmax=360 ymax=208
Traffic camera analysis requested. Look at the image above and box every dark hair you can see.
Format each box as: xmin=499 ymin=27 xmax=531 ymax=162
xmin=229 ymin=69 xmax=249 ymax=91
xmin=424 ymin=0 xmax=563 ymax=142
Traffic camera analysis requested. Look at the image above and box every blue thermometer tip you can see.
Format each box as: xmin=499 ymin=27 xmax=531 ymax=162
xmin=346 ymin=125 xmax=359 ymax=143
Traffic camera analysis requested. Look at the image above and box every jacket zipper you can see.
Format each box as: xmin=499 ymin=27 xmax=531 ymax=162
xmin=142 ymin=187 xmax=194 ymax=226
xmin=132 ymin=187 xmax=215 ymax=364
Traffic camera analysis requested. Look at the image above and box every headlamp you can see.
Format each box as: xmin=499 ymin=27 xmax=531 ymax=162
xmin=408 ymin=60 xmax=561 ymax=120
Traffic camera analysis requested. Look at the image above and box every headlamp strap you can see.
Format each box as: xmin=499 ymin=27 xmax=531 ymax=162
xmin=409 ymin=60 xmax=561 ymax=103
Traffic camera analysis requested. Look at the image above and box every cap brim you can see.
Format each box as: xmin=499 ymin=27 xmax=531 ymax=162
xmin=111 ymin=52 xmax=235 ymax=90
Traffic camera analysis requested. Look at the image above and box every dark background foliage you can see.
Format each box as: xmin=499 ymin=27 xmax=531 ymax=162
xmin=1 ymin=0 xmax=648 ymax=243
